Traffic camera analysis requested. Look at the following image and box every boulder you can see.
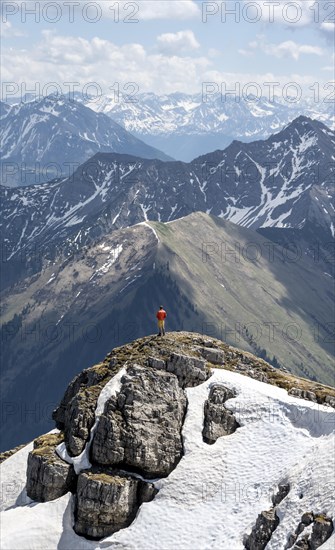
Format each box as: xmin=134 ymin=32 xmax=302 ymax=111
xmin=294 ymin=537 xmax=310 ymax=549
xmin=288 ymin=388 xmax=317 ymax=402
xmin=203 ymin=385 xmax=239 ymax=445
xmin=74 ymin=469 xmax=157 ymax=539
xmin=26 ymin=433 xmax=76 ymax=502
xmin=245 ymin=508 xmax=280 ymax=550
xmin=301 ymin=512 xmax=314 ymax=526
xmin=198 ymin=347 xmax=226 ymax=365
xmin=286 ymin=513 xmax=333 ymax=549
xmin=166 ymin=352 xmax=211 ymax=388
xmin=324 ymin=395 xmax=335 ymax=408
xmin=272 ymin=483 xmax=290 ymax=506
xmin=310 ymin=515 xmax=333 ymax=548
xmin=147 ymin=356 xmax=166 ymax=370
xmin=91 ymin=365 xmax=187 ymax=477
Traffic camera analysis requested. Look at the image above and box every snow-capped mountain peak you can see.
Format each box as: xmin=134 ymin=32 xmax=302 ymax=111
xmin=0 ymin=96 xmax=172 ymax=186
xmin=84 ymin=92 xmax=335 ymax=161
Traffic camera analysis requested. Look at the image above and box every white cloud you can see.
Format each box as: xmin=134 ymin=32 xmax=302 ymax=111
xmin=0 ymin=20 xmax=24 ymax=38
xmin=1 ymin=31 xmax=331 ymax=100
xmin=241 ymin=0 xmax=334 ymax=42
xmin=238 ymin=49 xmax=253 ymax=58
xmin=267 ymin=41 xmax=324 ymax=61
xmin=321 ymin=21 xmax=335 ymax=33
xmin=242 ymin=36 xmax=325 ymax=61
xmin=208 ymin=48 xmax=222 ymax=59
xmin=0 ymin=31 xmax=210 ymax=96
xmin=157 ymin=30 xmax=200 ymax=54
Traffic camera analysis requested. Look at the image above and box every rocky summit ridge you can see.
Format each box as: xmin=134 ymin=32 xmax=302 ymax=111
xmin=2 ymin=331 xmax=334 ymax=546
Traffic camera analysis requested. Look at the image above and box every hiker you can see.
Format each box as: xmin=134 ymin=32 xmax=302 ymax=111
xmin=156 ymin=306 xmax=167 ymax=336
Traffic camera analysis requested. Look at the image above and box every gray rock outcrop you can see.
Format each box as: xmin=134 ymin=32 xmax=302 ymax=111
xmin=288 ymin=388 xmax=317 ymax=402
xmin=52 ymin=363 xmax=112 ymax=428
xmin=26 ymin=433 xmax=76 ymax=502
xmin=63 ymin=385 xmax=102 ymax=456
xmin=23 ymin=332 xmax=335 ymax=542
xmin=286 ymin=513 xmax=334 ymax=549
xmin=197 ymin=347 xmax=226 ymax=365
xmin=155 ymin=352 xmax=211 ymax=388
xmin=310 ymin=515 xmax=334 ymax=548
xmin=272 ymin=483 xmax=290 ymax=506
xmin=52 ymin=360 xmax=121 ymax=457
xmin=244 ymin=508 xmax=280 ymax=550
xmin=74 ymin=469 xmax=157 ymax=539
xmin=91 ymin=365 xmax=187 ymax=477
xmin=203 ymin=385 xmax=239 ymax=444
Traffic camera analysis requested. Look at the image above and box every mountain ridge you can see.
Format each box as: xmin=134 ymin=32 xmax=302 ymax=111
xmin=1 ymin=115 xmax=334 ymax=291
xmin=1 ymin=211 xmax=334 ymax=451
xmin=85 ymin=92 xmax=335 ymax=160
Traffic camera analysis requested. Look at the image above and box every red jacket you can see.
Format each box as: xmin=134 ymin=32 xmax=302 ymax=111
xmin=156 ymin=309 xmax=167 ymax=320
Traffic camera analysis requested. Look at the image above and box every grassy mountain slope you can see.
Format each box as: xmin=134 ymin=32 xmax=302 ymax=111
xmin=0 ymin=213 xmax=334 ymax=450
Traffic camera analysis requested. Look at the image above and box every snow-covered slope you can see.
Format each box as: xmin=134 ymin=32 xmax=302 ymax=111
xmin=1 ymin=366 xmax=334 ymax=549
xmin=85 ymin=92 xmax=335 ymax=161
xmin=0 ymin=96 xmax=171 ymax=186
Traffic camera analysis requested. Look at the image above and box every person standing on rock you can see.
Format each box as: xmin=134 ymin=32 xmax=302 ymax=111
xmin=156 ymin=306 xmax=167 ymax=336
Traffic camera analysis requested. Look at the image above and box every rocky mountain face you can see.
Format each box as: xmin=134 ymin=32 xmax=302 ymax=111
xmin=2 ymin=332 xmax=334 ymax=548
xmin=25 ymin=334 xmax=214 ymax=538
xmin=1 ymin=116 xmax=333 ymax=291
xmin=1 ymin=213 xmax=334 ymax=452
xmin=85 ymin=92 xmax=335 ymax=160
xmin=0 ymin=96 xmax=171 ymax=186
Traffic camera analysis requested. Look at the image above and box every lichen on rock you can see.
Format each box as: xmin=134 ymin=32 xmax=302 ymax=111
xmin=74 ymin=468 xmax=157 ymax=539
xmin=26 ymin=432 xmax=76 ymax=502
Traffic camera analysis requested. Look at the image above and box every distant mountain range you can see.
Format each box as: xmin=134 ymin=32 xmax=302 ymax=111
xmin=0 ymin=96 xmax=172 ymax=186
xmin=85 ymin=91 xmax=335 ymax=160
xmin=1 ymin=115 xmax=334 ymax=290
xmin=1 ymin=212 xmax=334 ymax=451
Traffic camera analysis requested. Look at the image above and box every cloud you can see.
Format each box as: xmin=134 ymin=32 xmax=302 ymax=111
xmin=0 ymin=20 xmax=24 ymax=38
xmin=267 ymin=41 xmax=324 ymax=61
xmin=157 ymin=30 xmax=200 ymax=54
xmin=1 ymin=31 xmax=331 ymax=100
xmin=0 ymin=31 xmax=210 ymax=96
xmin=208 ymin=48 xmax=222 ymax=59
xmin=238 ymin=49 xmax=253 ymax=58
xmin=241 ymin=0 xmax=335 ymax=42
xmin=241 ymin=36 xmax=325 ymax=61
xmin=321 ymin=22 xmax=335 ymax=33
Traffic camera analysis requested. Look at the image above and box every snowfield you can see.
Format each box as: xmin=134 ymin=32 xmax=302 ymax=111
xmin=1 ymin=368 xmax=334 ymax=549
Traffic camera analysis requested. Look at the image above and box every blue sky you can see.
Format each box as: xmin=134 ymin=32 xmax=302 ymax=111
xmin=1 ymin=0 xmax=334 ymax=101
